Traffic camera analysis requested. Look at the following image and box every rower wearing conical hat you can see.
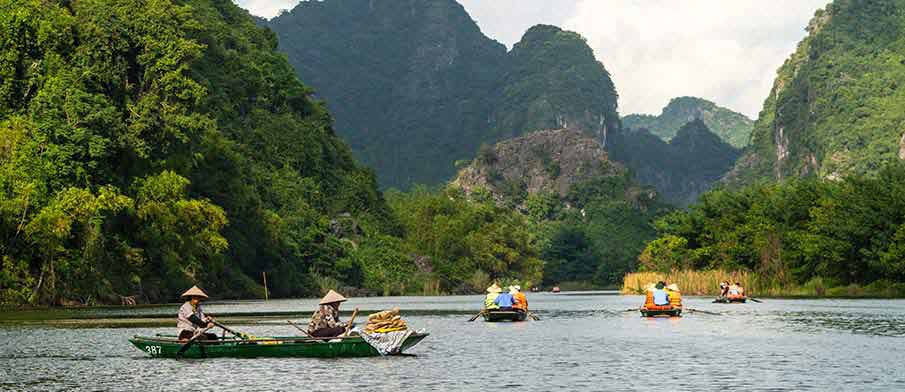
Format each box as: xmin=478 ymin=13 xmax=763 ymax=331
xmin=308 ymin=290 xmax=355 ymax=338
xmin=177 ymin=285 xmax=217 ymax=341
xmin=483 ymin=283 xmax=502 ymax=310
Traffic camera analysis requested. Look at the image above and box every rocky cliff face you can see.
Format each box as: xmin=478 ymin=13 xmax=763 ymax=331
xmin=731 ymin=0 xmax=905 ymax=183
xmin=454 ymin=129 xmax=624 ymax=203
xmin=623 ymin=97 xmax=754 ymax=148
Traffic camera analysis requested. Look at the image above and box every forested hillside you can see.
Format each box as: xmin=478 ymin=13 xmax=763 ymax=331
xmin=609 ymin=120 xmax=742 ymax=206
xmin=0 ymin=0 xmax=394 ymax=305
xmin=453 ymin=130 xmax=669 ymax=287
xmin=731 ymin=0 xmax=905 ymax=183
xmin=266 ymin=0 xmax=507 ymax=189
xmin=623 ymin=97 xmax=754 ymax=148
xmin=267 ymin=3 xmax=620 ymax=189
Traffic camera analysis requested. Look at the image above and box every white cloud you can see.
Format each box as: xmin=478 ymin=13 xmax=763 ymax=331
xmin=562 ymin=0 xmax=829 ymax=117
xmin=234 ymin=0 xmax=298 ymax=19
xmin=457 ymin=0 xmax=576 ymax=48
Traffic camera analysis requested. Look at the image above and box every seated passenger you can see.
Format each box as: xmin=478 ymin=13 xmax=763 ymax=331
xmin=493 ymin=288 xmax=515 ymax=311
xmin=484 ymin=284 xmax=502 ymax=310
xmin=719 ymin=281 xmax=730 ymax=298
xmin=652 ymin=281 xmax=671 ymax=306
xmin=510 ymin=285 xmax=528 ymax=312
xmin=666 ymin=283 xmax=683 ymax=308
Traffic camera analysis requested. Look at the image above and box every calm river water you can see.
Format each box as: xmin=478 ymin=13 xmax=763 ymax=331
xmin=2 ymin=292 xmax=905 ymax=391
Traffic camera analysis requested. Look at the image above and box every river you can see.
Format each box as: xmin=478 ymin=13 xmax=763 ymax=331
xmin=2 ymin=292 xmax=904 ymax=391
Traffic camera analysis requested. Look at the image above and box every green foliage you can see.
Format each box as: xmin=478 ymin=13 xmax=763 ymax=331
xmin=385 ymin=186 xmax=543 ymax=293
xmin=491 ymin=25 xmax=620 ymax=141
xmin=623 ymin=97 xmax=754 ymax=148
xmin=0 ymin=0 xmax=393 ymax=305
xmin=738 ymin=0 xmax=905 ymax=182
xmin=645 ymin=163 xmax=905 ymax=288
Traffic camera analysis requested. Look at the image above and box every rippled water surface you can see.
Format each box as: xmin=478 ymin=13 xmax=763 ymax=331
xmin=2 ymin=292 xmax=905 ymax=391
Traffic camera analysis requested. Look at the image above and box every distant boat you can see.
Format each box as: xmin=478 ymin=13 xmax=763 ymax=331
xmin=551 ymin=286 xmax=561 ymax=293
xmin=713 ymin=296 xmax=747 ymax=304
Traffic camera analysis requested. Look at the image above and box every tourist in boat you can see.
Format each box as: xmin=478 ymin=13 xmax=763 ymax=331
xmin=177 ymin=285 xmax=217 ymax=341
xmin=484 ymin=283 xmax=502 ymax=310
xmin=733 ymin=282 xmax=746 ymax=298
xmin=652 ymin=281 xmax=671 ymax=306
xmin=308 ymin=290 xmax=352 ymax=338
xmin=666 ymin=283 xmax=682 ymax=308
xmin=494 ymin=286 xmax=516 ymax=310
xmin=719 ymin=281 xmax=730 ymax=298
xmin=510 ymin=285 xmax=528 ymax=313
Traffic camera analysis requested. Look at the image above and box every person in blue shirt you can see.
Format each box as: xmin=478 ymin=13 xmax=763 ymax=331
xmin=652 ymin=281 xmax=671 ymax=306
xmin=494 ymin=289 xmax=516 ymax=310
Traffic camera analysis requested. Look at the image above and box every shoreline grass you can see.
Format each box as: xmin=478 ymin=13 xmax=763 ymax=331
xmin=622 ymin=270 xmax=905 ymax=298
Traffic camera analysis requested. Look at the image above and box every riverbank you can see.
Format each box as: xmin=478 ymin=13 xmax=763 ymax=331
xmin=622 ymin=270 xmax=905 ymax=298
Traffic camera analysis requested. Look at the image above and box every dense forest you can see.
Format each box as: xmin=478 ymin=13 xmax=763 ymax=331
xmin=0 ymin=0 xmax=398 ymax=305
xmin=641 ymin=163 xmax=905 ymax=294
xmin=622 ymin=97 xmax=754 ymax=148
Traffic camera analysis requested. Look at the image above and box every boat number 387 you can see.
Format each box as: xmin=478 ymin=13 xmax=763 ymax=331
xmin=145 ymin=346 xmax=162 ymax=356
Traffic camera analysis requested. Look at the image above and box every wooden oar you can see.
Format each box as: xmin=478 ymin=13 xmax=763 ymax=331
xmin=342 ymin=307 xmax=359 ymax=336
xmin=468 ymin=310 xmax=485 ymax=322
xmin=686 ymin=308 xmax=721 ymax=316
xmin=287 ymin=320 xmax=310 ymax=337
xmin=176 ymin=326 xmax=213 ymax=358
xmin=211 ymin=319 xmax=248 ymax=340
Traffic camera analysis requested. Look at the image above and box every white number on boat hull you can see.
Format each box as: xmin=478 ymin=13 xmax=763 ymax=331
xmin=145 ymin=346 xmax=161 ymax=356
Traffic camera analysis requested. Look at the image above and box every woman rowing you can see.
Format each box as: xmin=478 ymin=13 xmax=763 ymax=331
xmin=177 ymin=286 xmax=217 ymax=341
xmin=308 ymin=290 xmax=357 ymax=338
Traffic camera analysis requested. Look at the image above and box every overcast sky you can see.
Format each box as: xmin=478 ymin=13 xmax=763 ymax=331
xmin=235 ymin=0 xmax=829 ymax=119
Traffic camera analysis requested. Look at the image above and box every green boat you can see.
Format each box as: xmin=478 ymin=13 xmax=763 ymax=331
xmin=640 ymin=307 xmax=682 ymax=318
xmin=129 ymin=333 xmax=429 ymax=359
xmin=483 ymin=310 xmax=527 ymax=322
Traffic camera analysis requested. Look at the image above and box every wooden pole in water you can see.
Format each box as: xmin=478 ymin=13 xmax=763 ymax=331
xmin=263 ymin=271 xmax=269 ymax=301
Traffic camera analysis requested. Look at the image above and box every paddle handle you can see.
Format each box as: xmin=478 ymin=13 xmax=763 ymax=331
xmin=287 ymin=320 xmax=310 ymax=336
xmin=344 ymin=308 xmax=359 ymax=336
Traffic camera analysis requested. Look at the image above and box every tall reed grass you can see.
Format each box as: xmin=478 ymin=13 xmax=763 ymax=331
xmin=622 ymin=270 xmax=756 ymax=296
xmin=622 ymin=270 xmax=905 ymax=298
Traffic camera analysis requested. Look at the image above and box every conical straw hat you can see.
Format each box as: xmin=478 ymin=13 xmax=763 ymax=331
xmin=181 ymin=285 xmax=209 ymax=299
xmin=319 ymin=289 xmax=347 ymax=305
xmin=486 ymin=283 xmax=502 ymax=293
